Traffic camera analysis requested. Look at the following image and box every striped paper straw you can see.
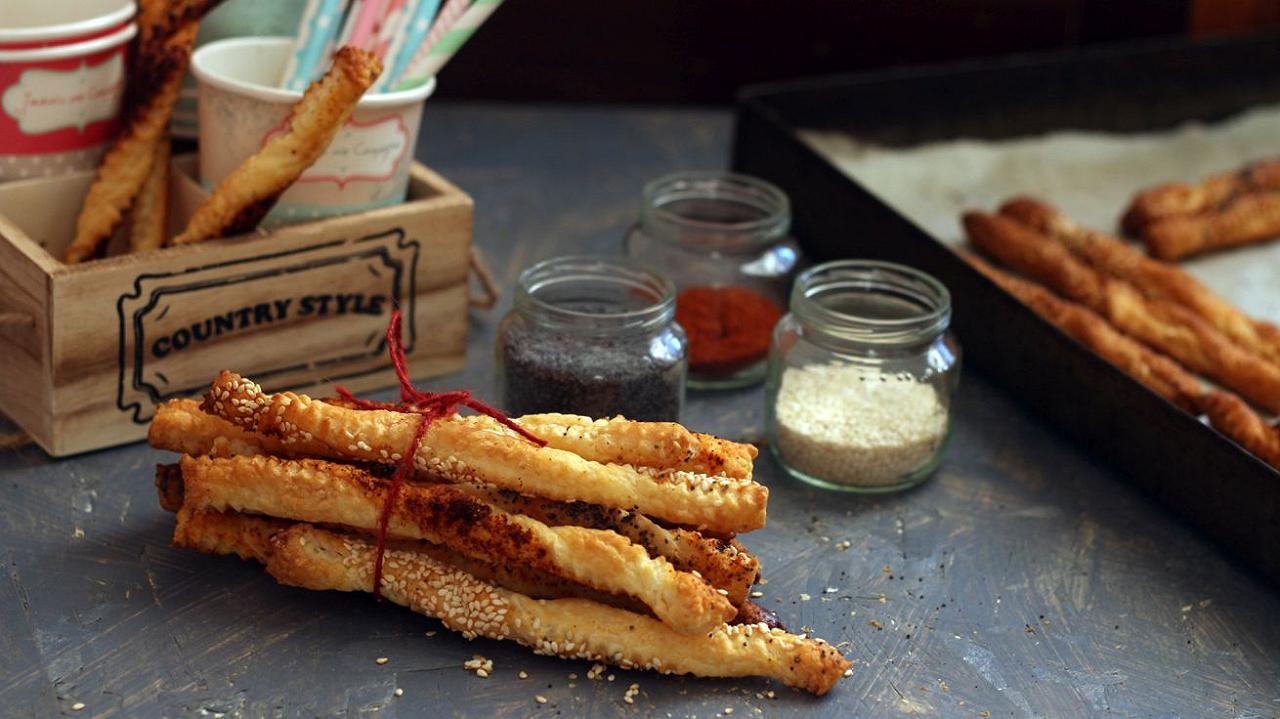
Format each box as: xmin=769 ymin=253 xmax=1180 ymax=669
xmin=386 ymin=0 xmax=470 ymax=87
xmin=393 ymin=0 xmax=501 ymax=90
xmin=375 ymin=0 xmax=441 ymax=91
xmin=369 ymin=0 xmax=413 ymax=59
xmin=281 ymin=0 xmax=350 ymax=91
xmin=345 ymin=0 xmax=390 ymax=49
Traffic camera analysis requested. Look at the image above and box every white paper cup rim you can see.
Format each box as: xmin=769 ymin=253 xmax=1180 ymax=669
xmin=0 ymin=1 xmax=136 ymax=44
xmin=192 ymin=37 xmax=436 ymax=108
xmin=0 ymin=22 xmax=136 ymax=62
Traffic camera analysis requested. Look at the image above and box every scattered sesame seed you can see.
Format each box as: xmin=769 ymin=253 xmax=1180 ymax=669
xmin=394 ymin=688 xmax=404 ymax=697
xmin=375 ymin=657 xmax=389 ymax=665
xmin=799 ymin=593 xmax=811 ymax=601
xmin=519 ymin=671 xmax=529 ymax=679
xmin=71 ymin=703 xmax=85 ymax=712
xmin=750 ymin=591 xmax=764 ymax=598
xmin=724 ymin=708 xmax=734 ymax=715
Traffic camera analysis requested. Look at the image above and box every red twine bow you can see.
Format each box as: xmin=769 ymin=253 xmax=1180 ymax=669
xmin=334 ymin=308 xmax=545 ymax=600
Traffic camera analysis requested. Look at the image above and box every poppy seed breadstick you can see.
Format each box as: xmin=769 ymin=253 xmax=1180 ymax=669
xmin=172 ymin=510 xmax=852 ymax=694
xmin=964 ymin=211 xmax=1280 ymax=412
xmin=964 ymin=253 xmax=1202 ymax=411
xmin=178 ymin=454 xmax=737 ymax=635
xmin=201 ymin=372 xmax=769 ymax=533
xmin=1000 ymin=196 xmax=1280 ymax=365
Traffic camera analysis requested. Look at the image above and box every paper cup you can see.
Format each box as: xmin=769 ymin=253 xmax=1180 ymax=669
xmin=0 ymin=6 xmax=136 ymax=182
xmin=0 ymin=0 xmax=135 ymax=49
xmin=190 ymin=37 xmax=435 ymax=226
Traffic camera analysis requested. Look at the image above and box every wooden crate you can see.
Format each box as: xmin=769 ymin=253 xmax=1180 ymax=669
xmin=0 ymin=160 xmax=472 ymax=456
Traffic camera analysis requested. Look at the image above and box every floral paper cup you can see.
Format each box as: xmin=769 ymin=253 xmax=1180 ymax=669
xmin=190 ymin=37 xmax=435 ymax=226
xmin=0 ymin=0 xmax=136 ymax=181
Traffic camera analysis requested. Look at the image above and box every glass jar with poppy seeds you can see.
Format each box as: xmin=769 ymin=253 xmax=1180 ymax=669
xmin=496 ymin=256 xmax=688 ymax=422
xmin=624 ymin=171 xmax=801 ymax=389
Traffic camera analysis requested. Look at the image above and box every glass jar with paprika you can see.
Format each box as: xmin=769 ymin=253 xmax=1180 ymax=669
xmin=624 ymin=171 xmax=801 ymax=389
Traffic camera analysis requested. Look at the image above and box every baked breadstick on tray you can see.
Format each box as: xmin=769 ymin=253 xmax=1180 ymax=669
xmin=1000 ymin=196 xmax=1280 ymax=366
xmin=200 ymin=372 xmax=768 ymax=533
xmin=963 ymin=211 xmax=1280 ymax=413
xmin=1141 ymin=191 xmax=1280 ymax=262
xmin=151 ymin=367 xmax=850 ymax=695
xmin=1122 ymin=157 xmax=1280 ymax=236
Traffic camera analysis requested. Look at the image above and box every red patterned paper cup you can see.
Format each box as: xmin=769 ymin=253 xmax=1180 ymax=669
xmin=0 ymin=6 xmax=136 ymax=182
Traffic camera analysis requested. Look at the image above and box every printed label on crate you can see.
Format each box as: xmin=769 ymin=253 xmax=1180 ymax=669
xmin=0 ymin=55 xmax=125 ymax=152
xmin=115 ymin=229 xmax=421 ymax=424
xmin=261 ymin=115 xmax=410 ymax=188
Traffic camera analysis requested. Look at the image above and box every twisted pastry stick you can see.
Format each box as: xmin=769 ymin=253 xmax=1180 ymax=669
xmin=964 ymin=211 xmax=1280 ymax=412
xmin=1196 ymin=392 xmax=1280 ymax=470
xmin=461 ymin=486 xmax=760 ymax=606
xmin=965 ymin=254 xmax=1202 ymax=411
xmin=178 ymin=454 xmax=735 ymax=634
xmin=1122 ymin=158 xmax=1280 ymax=235
xmin=514 ymin=413 xmax=756 ymax=479
xmin=1141 ymin=191 xmax=1280 ymax=261
xmin=129 ymin=137 xmax=171 ymax=253
xmin=1000 ymin=197 xmax=1280 ymax=366
xmin=173 ymin=509 xmax=851 ymax=694
xmin=201 ymin=372 xmax=768 ymax=533
xmin=149 ymin=398 xmax=291 ymax=458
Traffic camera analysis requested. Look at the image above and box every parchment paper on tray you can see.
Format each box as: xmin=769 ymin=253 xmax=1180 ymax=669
xmin=799 ymin=104 xmax=1280 ymax=322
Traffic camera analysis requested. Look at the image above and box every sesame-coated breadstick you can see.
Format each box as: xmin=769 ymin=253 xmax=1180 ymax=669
xmin=513 ymin=413 xmax=757 ymax=479
xmin=173 ymin=509 xmax=851 ymax=694
xmin=201 ymin=372 xmax=769 ymax=533
xmin=178 ymin=454 xmax=736 ymax=634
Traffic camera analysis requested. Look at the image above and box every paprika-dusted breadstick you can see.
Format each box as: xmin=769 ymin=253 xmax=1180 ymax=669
xmin=964 ymin=211 xmax=1280 ymax=412
xmin=1140 ymin=191 xmax=1280 ymax=261
xmin=201 ymin=372 xmax=769 ymax=533
xmin=178 ymin=454 xmax=737 ymax=635
xmin=513 ymin=413 xmax=757 ymax=479
xmin=463 ymin=486 xmax=760 ymax=606
xmin=172 ymin=47 xmax=380 ymax=245
xmin=129 ymin=137 xmax=171 ymax=253
xmin=173 ymin=509 xmax=851 ymax=694
xmin=1000 ymin=196 xmax=1280 ymax=365
xmin=965 ymin=253 xmax=1202 ymax=411
xmin=1122 ymin=158 xmax=1280 ymax=235
xmin=63 ymin=23 xmax=199 ymax=263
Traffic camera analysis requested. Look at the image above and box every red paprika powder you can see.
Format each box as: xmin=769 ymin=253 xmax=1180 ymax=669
xmin=675 ymin=285 xmax=783 ymax=377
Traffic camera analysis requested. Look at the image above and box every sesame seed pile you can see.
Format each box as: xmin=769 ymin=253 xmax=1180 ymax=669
xmin=774 ymin=363 xmax=949 ymax=487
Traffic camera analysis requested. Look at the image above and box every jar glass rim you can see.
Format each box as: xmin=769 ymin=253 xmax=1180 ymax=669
xmin=791 ymin=259 xmax=951 ymax=346
xmin=640 ymin=171 xmax=790 ymax=249
xmin=515 ymin=255 xmax=676 ymax=332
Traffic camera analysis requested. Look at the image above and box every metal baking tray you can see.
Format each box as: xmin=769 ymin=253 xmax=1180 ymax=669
xmin=731 ymin=33 xmax=1280 ymax=586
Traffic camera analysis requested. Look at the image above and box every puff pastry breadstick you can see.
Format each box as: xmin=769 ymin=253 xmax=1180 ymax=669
xmin=1195 ymin=391 xmax=1280 ymax=469
xmin=172 ymin=47 xmax=380 ymax=245
xmin=462 ymin=486 xmax=760 ymax=606
xmin=202 ymin=372 xmax=768 ymax=533
xmin=149 ymin=398 xmax=290 ymax=458
xmin=514 ymin=413 xmax=757 ymax=479
xmin=1141 ymin=191 xmax=1280 ymax=261
xmin=1000 ymin=197 xmax=1280 ymax=365
xmin=129 ymin=137 xmax=170 ymax=253
xmin=173 ymin=509 xmax=851 ymax=694
xmin=964 ymin=211 xmax=1280 ymax=412
xmin=965 ymin=254 xmax=1202 ymax=410
xmin=1122 ymin=158 xmax=1280 ymax=235
xmin=178 ymin=454 xmax=736 ymax=634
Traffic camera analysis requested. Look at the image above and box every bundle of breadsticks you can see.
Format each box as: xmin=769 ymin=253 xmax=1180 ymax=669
xmin=148 ymin=372 xmax=852 ymax=695
xmin=963 ymin=196 xmax=1280 ymax=470
xmin=64 ymin=0 xmax=380 ymax=263
xmin=1122 ymin=158 xmax=1280 ymax=261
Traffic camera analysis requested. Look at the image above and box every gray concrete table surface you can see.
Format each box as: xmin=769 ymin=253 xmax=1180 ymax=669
xmin=2 ymin=104 xmax=1279 ymax=719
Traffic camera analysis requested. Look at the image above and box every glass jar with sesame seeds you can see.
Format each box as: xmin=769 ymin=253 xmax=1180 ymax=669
xmin=764 ymin=260 xmax=960 ymax=493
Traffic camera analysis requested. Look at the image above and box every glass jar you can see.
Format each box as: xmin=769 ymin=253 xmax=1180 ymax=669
xmin=625 ymin=171 xmax=801 ymax=390
xmin=765 ymin=260 xmax=960 ymax=493
xmin=496 ymin=256 xmax=688 ymax=422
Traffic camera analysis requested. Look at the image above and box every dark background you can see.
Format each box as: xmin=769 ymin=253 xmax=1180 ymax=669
xmin=434 ymin=0 xmax=1280 ymax=104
